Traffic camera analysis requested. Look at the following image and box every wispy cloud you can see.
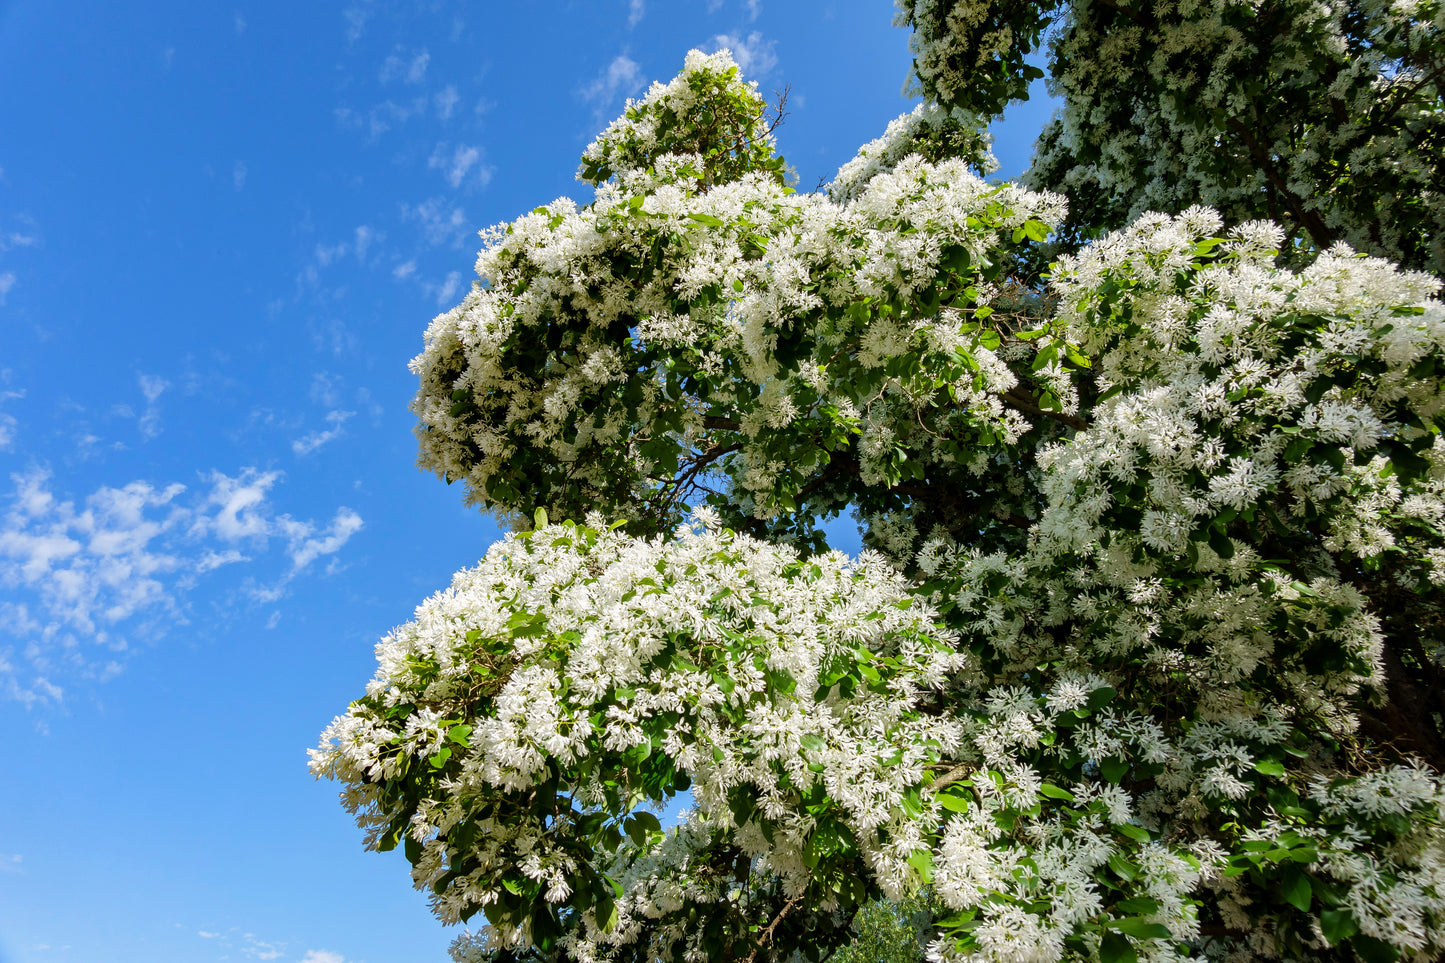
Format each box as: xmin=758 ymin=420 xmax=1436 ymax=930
xmin=380 ymin=46 xmax=430 ymax=85
xmin=285 ymin=508 xmax=363 ymax=571
xmin=342 ymin=4 xmax=372 ymax=43
xmin=627 ymin=0 xmax=645 ymax=28
xmin=232 ymin=160 xmax=247 ymax=190
xmin=435 ymin=85 xmax=460 ymax=121
xmin=428 ymin=270 xmax=462 ymax=306
xmin=0 ymin=271 xmax=15 ymax=305
xmin=580 ymin=54 xmax=645 ymax=120
xmin=711 ymin=31 xmax=777 ymax=77
xmin=292 ymin=410 xmax=354 ymax=455
xmin=0 ymin=468 xmax=363 ymax=704
xmin=0 ymin=388 xmax=21 ymax=450
xmin=0 ymin=853 xmax=21 ymax=873
xmin=334 ymin=97 xmax=431 ymax=142
xmin=137 ymin=374 xmax=169 ymax=440
xmin=299 ymin=952 xmax=347 ymax=963
xmin=243 ymin=934 xmax=284 ymax=960
xmin=401 ymin=197 xmax=471 ymax=248
xmin=428 ymin=143 xmax=492 ymax=190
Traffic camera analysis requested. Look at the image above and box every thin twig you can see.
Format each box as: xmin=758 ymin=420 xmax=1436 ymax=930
xmin=743 ymin=896 xmax=803 ymax=963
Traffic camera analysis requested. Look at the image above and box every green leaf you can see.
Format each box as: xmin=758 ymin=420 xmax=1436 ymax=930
xmin=1351 ymin=935 xmax=1402 ymax=963
xmin=800 ymin=732 xmax=827 ymax=753
xmin=1038 ymin=783 xmax=1075 ymax=801
xmin=689 ymin=212 xmax=725 ymax=229
xmin=1254 ymin=758 xmax=1286 ymax=776
xmin=938 ymin=792 xmax=971 ymax=813
xmin=534 ymin=506 xmax=549 ymax=529
xmin=1111 ymin=918 xmax=1172 ymax=940
xmin=1280 ymin=867 xmax=1312 ymax=912
xmin=447 ymin=724 xmax=473 ymax=746
xmin=1115 ymin=897 xmax=1161 ymax=915
xmin=1115 ymin=823 xmax=1150 ymax=843
xmin=1086 ymin=686 xmax=1118 ymax=712
xmin=631 ymin=811 xmax=662 ymax=834
xmin=1319 ymin=908 xmax=1359 ymax=944
xmin=907 ymin=848 xmax=934 ymax=882
xmin=428 ymin=746 xmax=452 ymax=768
xmin=1108 ymin=852 xmax=1140 ymax=881
xmin=1099 ymin=931 xmax=1137 ymax=963
xmin=1100 ymin=756 xmax=1129 ymax=783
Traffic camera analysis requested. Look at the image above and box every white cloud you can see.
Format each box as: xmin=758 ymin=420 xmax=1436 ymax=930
xmin=392 ymin=260 xmax=416 ymax=280
xmin=334 ymin=97 xmax=431 ymax=142
xmin=198 ymin=930 xmax=219 ymax=939
xmin=435 ymin=85 xmax=460 ymax=120
xmin=299 ymin=952 xmax=346 ymax=963
xmin=353 ymin=224 xmax=376 ymax=261
xmin=139 ymin=375 xmax=167 ymax=405
xmin=0 ymin=272 xmax=15 ymax=305
xmin=711 ymin=31 xmax=777 ymax=77
xmin=0 ymin=388 xmax=19 ymax=450
xmin=292 ymin=410 xmax=354 ymax=455
xmin=342 ymin=5 xmax=371 ymax=43
xmin=137 ymin=374 xmax=169 ymax=440
xmin=746 ymin=0 xmax=762 ymax=19
xmin=402 ymin=197 xmax=471 ymax=248
xmin=380 ymin=46 xmax=429 ymax=85
xmin=580 ymin=54 xmax=645 ymax=115
xmin=233 ymin=160 xmax=247 ymax=190
xmin=234 ymin=13 xmax=246 ymax=35
xmin=0 ymin=467 xmax=365 ymax=704
xmin=246 ymin=940 xmax=283 ymax=960
xmin=310 ymin=372 xmax=342 ymax=407
xmin=0 ymin=853 xmax=21 ymax=872
xmin=286 ymin=507 xmax=363 ymax=571
xmin=314 ymin=241 xmax=348 ymax=268
xmin=430 ymin=270 xmax=462 ymax=306
xmin=428 ymin=143 xmax=492 ymax=190
xmin=627 ymin=0 xmax=645 ymax=27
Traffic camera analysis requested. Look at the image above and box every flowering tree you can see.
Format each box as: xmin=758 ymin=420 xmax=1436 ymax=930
xmin=312 ymin=10 xmax=1445 ymax=963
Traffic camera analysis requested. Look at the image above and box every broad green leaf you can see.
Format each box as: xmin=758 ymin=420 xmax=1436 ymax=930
xmin=1110 ymin=918 xmax=1172 ymax=940
xmin=1038 ymin=783 xmax=1075 ymax=801
xmin=1099 ymin=931 xmax=1137 ymax=963
xmin=1320 ymin=908 xmax=1359 ymax=944
xmin=1280 ymin=867 xmax=1312 ymax=912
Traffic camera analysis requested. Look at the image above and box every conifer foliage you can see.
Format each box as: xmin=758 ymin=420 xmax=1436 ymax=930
xmin=313 ymin=6 xmax=1445 ymax=961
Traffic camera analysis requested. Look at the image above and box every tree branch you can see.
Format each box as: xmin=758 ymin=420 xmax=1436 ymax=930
xmin=743 ymin=896 xmax=803 ymax=963
xmin=1000 ymin=388 xmax=1089 ymax=431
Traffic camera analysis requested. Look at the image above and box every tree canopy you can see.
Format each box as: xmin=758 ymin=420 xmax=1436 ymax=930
xmin=312 ymin=7 xmax=1445 ymax=963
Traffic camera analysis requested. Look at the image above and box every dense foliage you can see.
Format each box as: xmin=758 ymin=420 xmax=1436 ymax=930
xmin=313 ymin=8 xmax=1445 ymax=963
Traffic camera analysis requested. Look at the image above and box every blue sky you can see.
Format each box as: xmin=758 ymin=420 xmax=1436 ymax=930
xmin=0 ymin=3 xmax=1054 ymax=961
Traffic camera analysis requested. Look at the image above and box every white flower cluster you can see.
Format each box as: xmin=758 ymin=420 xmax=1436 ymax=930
xmin=828 ymin=103 xmax=998 ymax=204
xmin=312 ymin=516 xmax=968 ymax=945
xmin=410 ymin=50 xmax=1066 ymax=531
xmin=335 ymin=37 xmax=1445 ymax=963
